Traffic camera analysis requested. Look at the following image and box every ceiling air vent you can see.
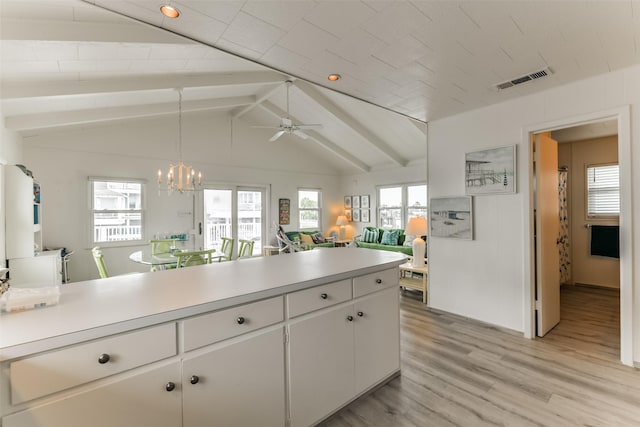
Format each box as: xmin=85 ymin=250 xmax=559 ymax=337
xmin=494 ymin=67 xmax=553 ymax=90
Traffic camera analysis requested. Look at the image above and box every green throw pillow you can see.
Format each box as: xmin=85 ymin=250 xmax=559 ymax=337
xmin=362 ymin=228 xmax=378 ymax=243
xmin=380 ymin=229 xmax=400 ymax=245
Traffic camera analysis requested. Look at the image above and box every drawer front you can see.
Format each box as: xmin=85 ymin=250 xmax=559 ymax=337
xmin=353 ymin=268 xmax=398 ymax=298
xmin=287 ymin=279 xmax=352 ymax=318
xmin=10 ymin=323 xmax=177 ymax=405
xmin=183 ymin=296 xmax=284 ymax=351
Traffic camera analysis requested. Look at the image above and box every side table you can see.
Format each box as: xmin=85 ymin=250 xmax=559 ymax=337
xmin=399 ymin=262 xmax=428 ymax=304
xmin=334 ymin=239 xmax=352 ymax=247
xmin=262 ymin=245 xmax=280 ymax=256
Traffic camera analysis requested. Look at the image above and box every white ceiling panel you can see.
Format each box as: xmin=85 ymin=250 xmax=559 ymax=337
xmin=3 ymin=0 xmax=640 ymax=175
xmin=219 ymin=11 xmax=285 ymax=54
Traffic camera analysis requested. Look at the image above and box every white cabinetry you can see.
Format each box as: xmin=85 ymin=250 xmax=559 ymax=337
xmin=3 ymin=361 xmax=182 ymax=427
xmin=4 ymin=165 xmax=39 ymax=259
xmin=182 ymin=328 xmax=285 ymax=427
xmin=289 ymin=304 xmax=355 ymax=427
xmin=181 ymin=296 xmax=286 ymax=426
xmin=3 ymin=324 xmax=180 ymax=427
xmin=0 ymin=256 xmax=403 ymax=427
xmin=288 ymin=268 xmax=400 ymax=427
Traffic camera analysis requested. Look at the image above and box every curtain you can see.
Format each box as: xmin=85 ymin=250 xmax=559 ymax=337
xmin=558 ymin=170 xmax=571 ymax=283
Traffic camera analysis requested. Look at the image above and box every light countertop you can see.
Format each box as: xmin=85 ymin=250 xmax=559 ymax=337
xmin=0 ymin=248 xmax=406 ymax=360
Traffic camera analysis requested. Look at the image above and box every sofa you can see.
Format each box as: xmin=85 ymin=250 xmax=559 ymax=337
xmin=283 ymin=230 xmax=335 ymax=250
xmin=354 ymin=226 xmax=420 ymax=257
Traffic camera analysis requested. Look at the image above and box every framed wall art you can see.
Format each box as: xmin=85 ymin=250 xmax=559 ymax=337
xmin=344 ymin=195 xmax=352 ymax=208
xmin=361 ymin=209 xmax=370 ymax=223
xmin=278 ymin=198 xmax=290 ymax=225
xmin=352 ymin=209 xmax=361 ymax=222
xmin=345 ymin=209 xmax=352 ymax=222
xmin=430 ymin=196 xmax=473 ymax=240
xmin=465 ymin=145 xmax=516 ymax=195
xmin=352 ymin=195 xmax=360 ymax=209
xmin=361 ymin=195 xmax=370 ymax=209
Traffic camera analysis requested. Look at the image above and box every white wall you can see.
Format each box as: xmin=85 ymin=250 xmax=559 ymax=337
xmin=21 ymin=111 xmax=344 ymax=282
xmin=428 ymin=64 xmax=640 ymax=363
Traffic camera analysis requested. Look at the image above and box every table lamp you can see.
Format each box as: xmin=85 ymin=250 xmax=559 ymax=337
xmin=336 ymin=215 xmax=348 ymax=240
xmin=406 ymin=217 xmax=427 ymax=268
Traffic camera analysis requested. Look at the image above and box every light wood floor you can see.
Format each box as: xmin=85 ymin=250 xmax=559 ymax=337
xmin=321 ymin=285 xmax=640 ymax=426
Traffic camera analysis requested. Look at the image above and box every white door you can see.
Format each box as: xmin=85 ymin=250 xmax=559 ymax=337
xmin=201 ymin=186 xmax=265 ymax=257
xmin=182 ymin=328 xmax=285 ymax=427
xmin=534 ymin=132 xmax=560 ymax=337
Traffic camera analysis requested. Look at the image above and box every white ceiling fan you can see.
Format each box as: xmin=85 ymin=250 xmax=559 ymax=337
xmin=254 ymin=80 xmax=321 ymax=142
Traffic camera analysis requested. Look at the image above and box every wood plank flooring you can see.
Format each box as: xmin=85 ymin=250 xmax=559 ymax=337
xmin=321 ymin=285 xmax=640 ymax=426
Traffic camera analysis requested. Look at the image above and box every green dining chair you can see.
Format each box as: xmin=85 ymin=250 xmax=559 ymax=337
xmin=149 ymin=239 xmax=178 ymax=271
xmin=218 ymin=237 xmax=234 ymax=262
xmin=150 ymin=239 xmax=177 ymax=255
xmin=238 ymin=239 xmax=255 ymax=258
xmin=176 ymin=249 xmax=216 ymax=268
xmin=92 ymin=247 xmax=109 ymax=278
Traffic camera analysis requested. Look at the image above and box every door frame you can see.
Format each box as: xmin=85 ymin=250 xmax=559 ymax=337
xmin=522 ymin=105 xmax=633 ymax=366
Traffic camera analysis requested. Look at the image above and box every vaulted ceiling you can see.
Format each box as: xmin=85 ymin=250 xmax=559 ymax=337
xmin=2 ymin=1 xmax=638 ymax=173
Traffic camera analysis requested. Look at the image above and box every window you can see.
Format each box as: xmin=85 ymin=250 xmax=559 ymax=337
xmin=90 ymin=178 xmax=143 ymax=244
xmin=298 ymin=189 xmax=322 ymax=230
xmin=587 ymin=164 xmax=619 ymax=217
xmin=378 ymin=183 xmax=427 ymax=229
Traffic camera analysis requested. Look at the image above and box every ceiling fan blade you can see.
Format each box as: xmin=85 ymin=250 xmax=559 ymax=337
xmin=296 ymin=124 xmax=322 ymax=129
xmin=269 ymin=130 xmax=286 ymax=142
xmin=292 ymin=129 xmax=309 ymax=139
xmin=252 ymin=125 xmax=281 ymax=129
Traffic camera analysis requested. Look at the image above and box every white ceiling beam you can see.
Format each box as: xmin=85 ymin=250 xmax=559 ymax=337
xmin=409 ymin=118 xmax=427 ymax=136
xmin=0 ymin=18 xmax=187 ymax=44
xmin=1 ymin=71 xmax=286 ymax=99
xmin=260 ymin=101 xmax=370 ymax=173
xmin=6 ymin=96 xmax=255 ymax=131
xmin=293 ymin=80 xmax=407 ymax=167
xmin=231 ymin=82 xmax=285 ymax=120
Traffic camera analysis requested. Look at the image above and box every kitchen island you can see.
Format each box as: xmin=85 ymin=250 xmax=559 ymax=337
xmin=0 ymin=248 xmax=406 ymax=427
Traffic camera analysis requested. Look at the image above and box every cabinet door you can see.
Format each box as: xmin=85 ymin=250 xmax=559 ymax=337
xmin=288 ymin=305 xmax=355 ymax=427
xmin=182 ymin=327 xmax=285 ymax=427
xmin=3 ymin=362 xmax=182 ymax=427
xmin=354 ymin=286 xmax=400 ymax=394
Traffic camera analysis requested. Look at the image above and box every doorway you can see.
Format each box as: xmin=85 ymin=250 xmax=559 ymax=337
xmin=199 ymin=185 xmax=267 ymax=258
xmin=524 ymin=106 xmax=633 ymax=366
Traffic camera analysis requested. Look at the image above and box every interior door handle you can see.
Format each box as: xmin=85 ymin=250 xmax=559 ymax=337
xmin=199 ymin=222 xmax=203 ymax=235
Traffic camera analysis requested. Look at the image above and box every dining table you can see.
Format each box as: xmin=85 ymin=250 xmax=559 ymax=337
xmin=129 ymin=247 xmax=224 ymax=270
xmin=128 ymin=247 xmax=180 ymax=270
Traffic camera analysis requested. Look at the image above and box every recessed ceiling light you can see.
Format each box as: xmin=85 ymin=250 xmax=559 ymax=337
xmin=327 ymin=74 xmax=341 ymax=81
xmin=160 ymin=5 xmax=180 ymax=18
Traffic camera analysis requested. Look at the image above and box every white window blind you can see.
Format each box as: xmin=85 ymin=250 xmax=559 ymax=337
xmin=586 ymin=164 xmax=619 ymax=217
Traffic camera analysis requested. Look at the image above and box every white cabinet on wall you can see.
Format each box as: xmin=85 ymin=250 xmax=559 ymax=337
xmin=4 ymin=165 xmax=39 ymax=259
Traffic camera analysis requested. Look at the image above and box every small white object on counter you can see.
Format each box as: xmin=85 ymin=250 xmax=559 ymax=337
xmin=0 ymin=286 xmax=60 ymax=313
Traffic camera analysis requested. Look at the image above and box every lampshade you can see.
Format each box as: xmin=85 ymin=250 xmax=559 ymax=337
xmin=336 ymin=215 xmax=348 ymax=226
xmin=406 ymin=217 xmax=428 ymax=236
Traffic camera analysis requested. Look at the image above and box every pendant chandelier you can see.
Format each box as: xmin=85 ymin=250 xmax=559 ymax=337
xmin=157 ymin=88 xmax=202 ymax=194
